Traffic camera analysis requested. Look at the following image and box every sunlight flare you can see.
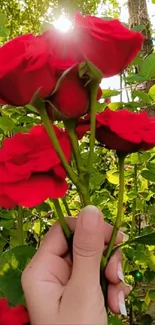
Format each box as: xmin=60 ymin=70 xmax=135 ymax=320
xmin=52 ymin=15 xmax=72 ymax=33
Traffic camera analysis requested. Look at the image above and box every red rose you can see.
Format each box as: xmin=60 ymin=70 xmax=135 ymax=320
xmin=42 ymin=13 xmax=144 ymax=79
xmin=46 ymin=67 xmax=102 ymax=120
xmin=0 ymin=298 xmax=29 ymax=325
xmin=0 ymin=125 xmax=71 ymax=208
xmin=76 ymin=109 xmax=155 ymax=153
xmin=96 ymin=109 xmax=155 ymax=152
xmin=0 ymin=34 xmax=56 ymax=106
xmin=47 ymin=66 xmax=89 ymax=119
xmin=73 ymin=13 xmax=144 ymax=77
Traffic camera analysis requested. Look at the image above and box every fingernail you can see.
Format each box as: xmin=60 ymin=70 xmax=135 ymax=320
xmin=120 ymin=231 xmax=129 ymax=242
xmin=125 ymin=283 xmax=133 ymax=292
xmin=118 ymin=262 xmax=125 ymax=283
xmin=81 ymin=205 xmax=100 ymax=230
xmin=118 ymin=291 xmax=127 ymax=317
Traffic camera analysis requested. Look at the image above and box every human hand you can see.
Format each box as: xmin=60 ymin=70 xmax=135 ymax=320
xmin=22 ymin=205 xmax=131 ymax=325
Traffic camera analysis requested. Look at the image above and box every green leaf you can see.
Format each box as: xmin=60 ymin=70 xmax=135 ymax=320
xmin=0 ymin=210 xmax=14 ymax=220
xmin=130 ymin=153 xmax=141 ymax=164
xmin=127 ymin=190 xmax=137 ymax=199
xmin=125 ymin=101 xmax=143 ymax=109
xmin=95 ymin=102 xmax=106 ymax=112
xmin=33 ymin=220 xmax=41 ymax=235
xmin=113 ymin=232 xmax=155 ymax=256
xmin=140 ymin=314 xmax=153 ymax=325
xmin=0 ymin=13 xmax=8 ymax=37
xmin=108 ymin=316 xmax=123 ymax=325
xmin=132 ymin=91 xmax=152 ymax=103
xmin=129 ymin=152 xmax=151 ymax=165
xmin=0 ymin=116 xmax=15 ymax=131
xmin=0 ymin=219 xmax=13 ymax=229
xmin=18 ymin=115 xmax=34 ymax=124
xmin=124 ymin=75 xmax=146 ymax=84
xmin=102 ymin=89 xmax=120 ymax=98
xmin=90 ymin=171 xmax=105 ymax=188
xmin=106 ymin=170 xmax=119 ymax=185
xmin=0 ymin=13 xmax=6 ymax=25
xmin=0 ymin=246 xmax=35 ymax=305
xmin=136 ymin=198 xmax=144 ymax=211
xmin=132 ymin=25 xmax=145 ymax=32
xmin=142 ymin=170 xmax=155 ymax=182
xmin=140 ymin=54 xmax=155 ymax=79
xmin=25 ymin=104 xmax=37 ymax=114
xmin=10 ymin=230 xmax=21 ymax=248
xmin=148 ymin=253 xmax=155 ymax=271
xmin=0 ymin=106 xmax=18 ymax=116
xmin=0 ymin=26 xmax=8 ymax=37
xmin=123 ymin=247 xmax=135 ymax=260
xmin=146 ymin=162 xmax=155 ymax=173
xmin=108 ymin=102 xmax=120 ymax=111
xmin=144 ymin=270 xmax=155 ymax=283
xmin=149 ymin=84 xmax=155 ymax=101
xmin=131 ymin=232 xmax=155 ymax=245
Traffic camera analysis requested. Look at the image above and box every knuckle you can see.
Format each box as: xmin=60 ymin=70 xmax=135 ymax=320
xmin=73 ymin=240 xmax=97 ymax=258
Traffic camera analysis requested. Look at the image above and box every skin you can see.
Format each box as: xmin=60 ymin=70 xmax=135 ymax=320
xmin=22 ymin=205 xmax=131 ymax=325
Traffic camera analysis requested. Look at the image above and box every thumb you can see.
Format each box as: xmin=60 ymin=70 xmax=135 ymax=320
xmin=72 ymin=205 xmax=105 ymax=286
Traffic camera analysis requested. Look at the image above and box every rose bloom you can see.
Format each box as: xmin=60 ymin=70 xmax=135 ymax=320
xmin=46 ymin=66 xmax=102 ymax=120
xmin=77 ymin=109 xmax=155 ymax=153
xmin=43 ymin=13 xmax=144 ymax=78
xmin=0 ymin=125 xmax=71 ymax=208
xmin=0 ymin=298 xmax=29 ymax=325
xmin=46 ymin=66 xmax=89 ymax=119
xmin=0 ymin=34 xmax=57 ymax=106
xmin=73 ymin=13 xmax=144 ymax=77
xmin=0 ymin=13 xmax=144 ymax=114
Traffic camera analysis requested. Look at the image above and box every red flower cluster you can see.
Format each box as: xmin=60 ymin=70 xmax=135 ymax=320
xmin=0 ymin=125 xmax=71 ymax=209
xmin=0 ymin=298 xmax=29 ymax=325
xmin=0 ymin=13 xmax=144 ymax=119
xmin=77 ymin=109 xmax=155 ymax=153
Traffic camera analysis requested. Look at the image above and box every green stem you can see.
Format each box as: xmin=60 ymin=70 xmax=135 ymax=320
xmin=62 ymin=196 xmax=71 ymax=216
xmin=64 ymin=119 xmax=83 ymax=174
xmin=80 ymin=190 xmax=90 ymax=206
xmin=88 ymin=83 xmax=99 ymax=172
xmin=17 ymin=206 xmax=24 ymax=246
xmin=131 ymin=165 xmax=137 ymax=238
xmin=38 ymin=106 xmax=90 ymax=206
xmin=38 ymin=107 xmax=79 ymax=186
xmin=53 ymin=199 xmax=71 ymax=240
xmin=105 ymin=153 xmax=126 ymax=263
xmin=64 ymin=119 xmax=91 ymax=207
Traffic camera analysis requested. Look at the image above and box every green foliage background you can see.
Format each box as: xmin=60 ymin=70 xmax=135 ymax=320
xmin=0 ymin=1 xmax=155 ymax=324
